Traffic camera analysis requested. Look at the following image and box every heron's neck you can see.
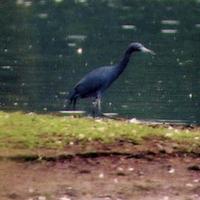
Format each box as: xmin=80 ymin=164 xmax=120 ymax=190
xmin=116 ymin=49 xmax=133 ymax=75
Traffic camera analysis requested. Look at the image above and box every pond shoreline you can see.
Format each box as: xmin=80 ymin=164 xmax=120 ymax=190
xmin=0 ymin=112 xmax=199 ymax=158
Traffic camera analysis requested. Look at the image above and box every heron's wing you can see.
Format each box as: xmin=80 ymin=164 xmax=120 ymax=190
xmin=74 ymin=66 xmax=113 ymax=98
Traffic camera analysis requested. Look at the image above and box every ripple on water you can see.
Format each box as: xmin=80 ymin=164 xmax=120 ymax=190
xmin=66 ymin=35 xmax=87 ymax=41
xmin=121 ymin=25 xmax=136 ymax=30
xmin=161 ymin=20 xmax=180 ymax=25
xmin=161 ymin=29 xmax=178 ymax=34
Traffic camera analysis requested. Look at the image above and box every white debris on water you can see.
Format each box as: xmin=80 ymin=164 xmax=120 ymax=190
xmin=43 ymin=107 xmax=47 ymax=111
xmin=38 ymin=13 xmax=48 ymax=19
xmin=16 ymin=0 xmax=23 ymax=4
xmin=66 ymin=35 xmax=87 ymax=41
xmin=189 ymin=93 xmax=193 ymax=99
xmin=161 ymin=29 xmax=178 ymax=34
xmin=13 ymin=102 xmax=18 ymax=106
xmin=121 ymin=24 xmax=136 ymax=30
xmin=195 ymin=24 xmax=200 ymax=28
xmin=77 ymin=48 xmax=83 ymax=54
xmin=39 ymin=0 xmax=46 ymax=5
xmin=68 ymin=43 xmax=76 ymax=47
xmin=75 ymin=0 xmax=87 ymax=4
xmin=27 ymin=0 xmax=33 ymax=5
xmin=121 ymin=104 xmax=128 ymax=109
xmin=54 ymin=0 xmax=63 ymax=3
xmin=161 ymin=20 xmax=180 ymax=25
xmin=1 ymin=65 xmax=12 ymax=70
xmin=16 ymin=0 xmax=32 ymax=7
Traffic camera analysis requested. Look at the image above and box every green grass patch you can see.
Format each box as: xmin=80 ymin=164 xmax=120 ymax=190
xmin=0 ymin=111 xmax=199 ymax=152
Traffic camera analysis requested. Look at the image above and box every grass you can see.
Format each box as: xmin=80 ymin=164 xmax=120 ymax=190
xmin=0 ymin=111 xmax=199 ymax=154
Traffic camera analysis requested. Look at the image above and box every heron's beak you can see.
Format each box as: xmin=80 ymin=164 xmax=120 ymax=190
xmin=140 ymin=46 xmax=156 ymax=55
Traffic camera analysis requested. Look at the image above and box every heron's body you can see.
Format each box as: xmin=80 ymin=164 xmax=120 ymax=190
xmin=67 ymin=42 xmax=154 ymax=115
xmin=74 ymin=66 xmax=116 ymax=97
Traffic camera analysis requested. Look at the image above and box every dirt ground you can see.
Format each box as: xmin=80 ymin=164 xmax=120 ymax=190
xmin=0 ymin=147 xmax=200 ymax=200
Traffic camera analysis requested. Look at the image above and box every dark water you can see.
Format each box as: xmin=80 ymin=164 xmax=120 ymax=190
xmin=0 ymin=0 xmax=199 ymax=123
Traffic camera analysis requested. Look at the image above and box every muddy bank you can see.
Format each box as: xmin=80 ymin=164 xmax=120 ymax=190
xmin=0 ymin=138 xmax=199 ymax=162
xmin=0 ymin=152 xmax=200 ymax=200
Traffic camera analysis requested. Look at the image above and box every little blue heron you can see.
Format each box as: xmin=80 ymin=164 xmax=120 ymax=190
xmin=66 ymin=42 xmax=155 ymax=115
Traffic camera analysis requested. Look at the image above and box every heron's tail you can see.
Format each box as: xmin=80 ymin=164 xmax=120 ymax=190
xmin=64 ymin=90 xmax=78 ymax=110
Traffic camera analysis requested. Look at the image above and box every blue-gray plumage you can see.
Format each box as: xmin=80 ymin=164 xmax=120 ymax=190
xmin=67 ymin=42 xmax=155 ymax=115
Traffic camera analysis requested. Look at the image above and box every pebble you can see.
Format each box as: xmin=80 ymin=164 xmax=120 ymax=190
xmin=38 ymin=196 xmax=46 ymax=200
xmin=168 ymin=168 xmax=175 ymax=174
xmin=190 ymin=194 xmax=200 ymax=199
xmin=59 ymin=196 xmax=71 ymax=200
xmin=98 ymin=173 xmax=104 ymax=178
xmin=128 ymin=167 xmax=134 ymax=171
xmin=28 ymin=188 xmax=34 ymax=193
xmin=114 ymin=178 xmax=119 ymax=183
xmin=117 ymin=167 xmax=124 ymax=171
xmin=186 ymin=183 xmax=193 ymax=187
xmin=162 ymin=196 xmax=169 ymax=200
xmin=69 ymin=141 xmax=74 ymax=146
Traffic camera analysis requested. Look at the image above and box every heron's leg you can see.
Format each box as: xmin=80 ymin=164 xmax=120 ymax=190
xmin=72 ymin=98 xmax=77 ymax=110
xmin=92 ymin=98 xmax=97 ymax=117
xmin=97 ymin=97 xmax=101 ymax=114
xmin=96 ymin=93 xmax=103 ymax=116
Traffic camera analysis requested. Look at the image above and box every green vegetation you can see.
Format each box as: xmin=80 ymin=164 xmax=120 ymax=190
xmin=0 ymin=112 xmax=199 ymax=156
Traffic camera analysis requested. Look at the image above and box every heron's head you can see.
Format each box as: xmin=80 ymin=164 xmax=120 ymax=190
xmin=128 ymin=42 xmax=155 ymax=55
